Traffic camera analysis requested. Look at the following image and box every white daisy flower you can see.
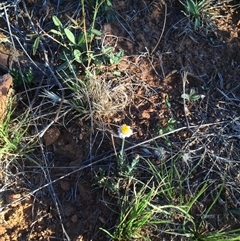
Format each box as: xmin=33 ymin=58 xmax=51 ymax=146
xmin=118 ymin=124 xmax=133 ymax=139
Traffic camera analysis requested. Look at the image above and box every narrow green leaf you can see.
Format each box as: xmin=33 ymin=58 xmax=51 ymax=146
xmin=190 ymin=88 xmax=196 ymax=95
xmin=64 ymin=28 xmax=76 ymax=44
xmin=74 ymin=49 xmax=82 ymax=63
xmin=191 ymin=95 xmax=201 ymax=101
xmin=102 ymin=46 xmax=113 ymax=54
xmin=90 ymin=28 xmax=102 ymax=36
xmin=52 ymin=15 xmax=62 ymax=27
xmin=32 ymin=37 xmax=40 ymax=55
xmin=77 ymin=32 xmax=85 ymax=45
xmin=107 ymin=0 xmax=112 ymax=7
xmin=194 ymin=17 xmax=201 ymax=29
xmin=26 ymin=33 xmax=39 ymax=38
xmin=50 ymin=29 xmax=63 ymax=36
xmin=165 ymin=94 xmax=171 ymax=108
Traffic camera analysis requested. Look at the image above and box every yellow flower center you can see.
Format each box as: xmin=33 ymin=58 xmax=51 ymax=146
xmin=121 ymin=124 xmax=131 ymax=135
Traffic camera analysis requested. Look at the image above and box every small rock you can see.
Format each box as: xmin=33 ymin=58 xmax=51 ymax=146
xmin=60 ymin=180 xmax=71 ymax=191
xmin=43 ymin=126 xmax=60 ymax=146
xmin=71 ymin=214 xmax=78 ymax=223
xmin=140 ymin=110 xmax=150 ymax=119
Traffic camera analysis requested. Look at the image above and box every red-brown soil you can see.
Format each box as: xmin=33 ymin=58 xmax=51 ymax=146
xmin=0 ymin=0 xmax=240 ymax=240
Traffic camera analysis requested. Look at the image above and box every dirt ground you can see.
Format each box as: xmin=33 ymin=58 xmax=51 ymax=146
xmin=0 ymin=0 xmax=240 ymax=240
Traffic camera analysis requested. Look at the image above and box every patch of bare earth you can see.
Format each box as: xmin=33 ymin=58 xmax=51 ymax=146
xmin=0 ymin=0 xmax=240 ymax=240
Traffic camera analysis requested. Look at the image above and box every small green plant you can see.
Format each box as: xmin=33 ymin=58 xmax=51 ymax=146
xmin=192 ymin=228 xmax=240 ymax=241
xmin=179 ymin=0 xmax=210 ymax=29
xmin=95 ymin=124 xmax=136 ymax=181
xmin=157 ymin=118 xmax=177 ymax=146
xmin=10 ymin=67 xmax=33 ymax=87
xmin=105 ymin=183 xmax=158 ymax=240
xmin=51 ymin=14 xmax=101 ymax=68
xmin=88 ymin=0 xmax=114 ymax=22
xmin=102 ymin=46 xmax=124 ymax=65
xmin=48 ymin=0 xmax=123 ymax=71
xmin=100 ymin=181 xmax=155 ymax=240
xmin=26 ymin=32 xmax=45 ymax=56
xmin=0 ymin=99 xmax=30 ymax=157
xmin=101 ymin=179 xmax=194 ymax=240
xmin=115 ymin=124 xmax=140 ymax=177
xmin=158 ymin=118 xmax=177 ymax=135
xmin=179 ymin=0 xmax=240 ymax=30
xmin=181 ymin=88 xmax=204 ymax=101
xmin=165 ymin=94 xmax=171 ymax=109
xmin=94 ymin=168 xmax=121 ymax=194
xmin=94 ymin=124 xmax=138 ymax=197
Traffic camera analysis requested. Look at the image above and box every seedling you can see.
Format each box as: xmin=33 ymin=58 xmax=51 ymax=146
xmin=158 ymin=118 xmax=177 ymax=146
xmin=0 ymin=100 xmax=30 ymax=157
xmin=10 ymin=67 xmax=33 ymax=87
xmin=181 ymin=88 xmax=204 ymax=101
xmin=102 ymin=46 xmax=124 ymax=65
xmin=165 ymin=94 xmax=171 ymax=109
xmin=179 ymin=0 xmax=210 ymax=29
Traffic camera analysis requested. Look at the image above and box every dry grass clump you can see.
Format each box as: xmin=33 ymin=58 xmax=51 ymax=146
xmin=67 ymin=71 xmax=134 ymax=121
xmin=87 ymin=74 xmax=133 ymax=119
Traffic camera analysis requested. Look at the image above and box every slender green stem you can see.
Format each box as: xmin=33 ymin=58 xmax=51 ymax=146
xmin=120 ymin=137 xmax=125 ymax=157
xmin=117 ymin=137 xmax=125 ymax=175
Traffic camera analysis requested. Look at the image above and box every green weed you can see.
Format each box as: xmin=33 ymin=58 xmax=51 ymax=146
xmin=101 ymin=177 xmax=195 ymax=240
xmin=95 ymin=124 xmax=137 ymax=194
xmin=157 ymin=118 xmax=177 ymax=146
xmin=181 ymin=88 xmax=204 ymax=101
xmin=88 ymin=0 xmax=114 ymax=22
xmin=100 ymin=181 xmax=164 ymax=240
xmin=0 ymin=100 xmax=30 ymax=158
xmin=192 ymin=228 xmax=240 ymax=241
xmin=179 ymin=0 xmax=211 ymax=29
xmin=48 ymin=0 xmax=123 ymax=71
xmin=179 ymin=0 xmax=240 ymax=30
xmin=10 ymin=67 xmax=33 ymax=87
